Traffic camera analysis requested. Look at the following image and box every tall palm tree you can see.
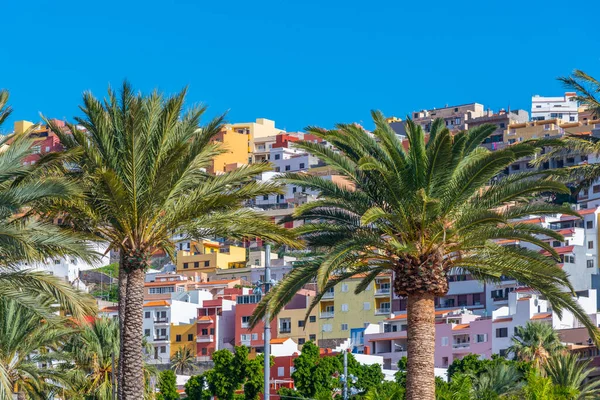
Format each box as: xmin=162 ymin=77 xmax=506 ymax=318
xmin=43 ymin=82 xmax=296 ymax=399
xmin=544 ymin=353 xmax=600 ymax=399
xmin=0 ymin=89 xmax=96 ymax=318
xmin=171 ymin=346 xmax=196 ymax=375
xmin=560 ymin=70 xmax=600 ymax=119
xmin=0 ymin=298 xmax=73 ymax=400
xmin=251 ymin=111 xmax=599 ymax=400
xmin=507 ymin=322 xmax=563 ymax=368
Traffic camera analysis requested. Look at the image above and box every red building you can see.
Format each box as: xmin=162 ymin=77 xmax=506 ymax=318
xmin=234 ymin=293 xmax=277 ymax=354
xmin=196 ymin=298 xmax=236 ymax=361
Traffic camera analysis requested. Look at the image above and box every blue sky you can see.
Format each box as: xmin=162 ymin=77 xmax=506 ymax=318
xmin=1 ymin=0 xmax=599 ymax=133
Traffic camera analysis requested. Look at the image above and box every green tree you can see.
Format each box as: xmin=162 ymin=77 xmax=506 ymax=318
xmin=544 ymin=352 xmax=600 ymax=399
xmin=341 ymin=352 xmax=384 ymax=393
xmin=508 ymin=322 xmax=563 ymax=368
xmin=243 ymin=354 xmax=265 ymax=400
xmin=251 ymin=111 xmax=598 ymax=399
xmin=435 ymin=374 xmax=472 ymax=400
xmin=364 ymin=381 xmax=406 ymax=400
xmin=471 ymin=363 xmax=523 ymax=400
xmin=45 ymin=83 xmax=296 ymax=399
xmin=185 ymin=374 xmax=211 ymax=400
xmin=0 ymin=90 xmax=96 ymax=319
xmin=521 ymin=369 xmax=557 ymax=400
xmin=447 ymin=354 xmax=490 ymax=380
xmin=157 ymin=370 xmax=179 ymax=400
xmin=205 ymin=347 xmax=248 ymax=400
xmin=291 ymin=341 xmax=342 ymax=398
xmin=0 ymin=299 xmax=72 ymax=399
xmin=171 ymin=346 xmax=196 ymax=375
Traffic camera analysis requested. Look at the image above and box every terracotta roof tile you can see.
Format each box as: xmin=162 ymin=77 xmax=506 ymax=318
xmin=452 ymin=324 xmax=470 ymax=331
xmin=493 ymin=317 xmax=513 ymax=323
xmin=143 ymin=300 xmax=170 ymax=307
xmin=531 ymin=312 xmax=552 ymax=320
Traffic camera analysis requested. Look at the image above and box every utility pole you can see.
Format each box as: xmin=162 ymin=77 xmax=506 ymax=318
xmin=343 ymin=349 xmax=348 ymax=400
xmin=263 ymin=243 xmax=271 ymax=400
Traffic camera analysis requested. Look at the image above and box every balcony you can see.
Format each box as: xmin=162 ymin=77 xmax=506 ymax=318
xmin=322 ymin=291 xmax=335 ymax=299
xmin=154 ymin=318 xmax=169 ymax=324
xmin=452 ymin=342 xmax=470 ymax=349
xmin=196 ymin=335 xmax=214 ymax=343
xmin=375 ymin=308 xmax=391 ymax=315
xmin=154 ymin=335 xmax=169 ymax=341
xmin=375 ymin=288 xmax=391 ymax=296
xmin=241 ymin=322 xmax=250 ymax=329
xmin=320 ymin=311 xmax=334 ymax=319
xmin=197 ymin=356 xmax=211 ymax=362
xmin=279 ymin=328 xmax=291 ymax=334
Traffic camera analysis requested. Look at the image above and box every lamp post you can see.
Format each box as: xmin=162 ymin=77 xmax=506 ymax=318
xmin=263 ymin=243 xmax=271 ymax=400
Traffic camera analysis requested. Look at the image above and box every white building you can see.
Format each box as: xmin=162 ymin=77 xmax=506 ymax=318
xmin=18 ymin=241 xmax=110 ymax=284
xmin=531 ymin=92 xmax=578 ymax=122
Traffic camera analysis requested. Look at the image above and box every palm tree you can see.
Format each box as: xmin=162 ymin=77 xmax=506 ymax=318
xmin=43 ymin=82 xmax=296 ymax=399
xmin=560 ymin=70 xmax=600 ymax=119
xmin=251 ymin=112 xmax=599 ymax=400
xmin=171 ymin=346 xmax=196 ymax=375
xmin=59 ymin=317 xmax=119 ymax=399
xmin=364 ymin=381 xmax=405 ymax=400
xmin=507 ymin=322 xmax=564 ymax=368
xmin=0 ymin=298 xmax=73 ymax=400
xmin=0 ymin=90 xmax=96 ymax=318
xmin=471 ymin=363 xmax=523 ymax=399
xmin=544 ymin=352 xmax=600 ymax=399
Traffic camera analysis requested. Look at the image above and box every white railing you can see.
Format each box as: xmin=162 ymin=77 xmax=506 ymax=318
xmin=320 ymin=311 xmax=334 ymax=319
xmin=375 ymin=308 xmax=391 ymax=315
xmin=322 ymin=291 xmax=334 ymax=299
xmin=196 ymin=335 xmax=214 ymax=343
xmin=452 ymin=343 xmax=470 ymax=349
xmin=375 ymin=288 xmax=391 ymax=295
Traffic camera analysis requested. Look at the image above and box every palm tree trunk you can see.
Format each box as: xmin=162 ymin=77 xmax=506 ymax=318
xmin=17 ymin=391 xmax=26 ymax=400
xmin=117 ymin=252 xmax=127 ymax=400
xmin=406 ymin=292 xmax=435 ymax=400
xmin=119 ymin=266 xmax=144 ymax=400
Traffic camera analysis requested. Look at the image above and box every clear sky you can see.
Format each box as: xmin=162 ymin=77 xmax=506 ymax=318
xmin=1 ymin=0 xmax=599 ymax=133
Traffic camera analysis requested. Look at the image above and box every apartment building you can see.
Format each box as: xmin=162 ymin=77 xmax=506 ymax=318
xmin=469 ymin=109 xmax=529 ymax=150
xmin=196 ymin=297 xmax=236 ymax=361
xmin=234 ymin=292 xmax=277 ymax=355
xmin=11 ymin=119 xmax=67 ymax=165
xmin=318 ymin=275 xmax=392 ymax=347
xmin=411 ymin=103 xmax=486 ymax=133
xmin=531 ymin=93 xmax=578 ymax=122
xmin=142 ymin=299 xmax=205 ymax=364
xmin=227 ymin=118 xmax=285 ymax=163
xmin=208 ymin=127 xmax=250 ymax=174
xmin=276 ymin=289 xmax=319 ymax=347
xmin=176 ymin=239 xmax=247 ymax=278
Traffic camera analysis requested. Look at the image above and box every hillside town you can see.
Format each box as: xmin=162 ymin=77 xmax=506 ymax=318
xmin=4 ymin=86 xmax=600 ymax=399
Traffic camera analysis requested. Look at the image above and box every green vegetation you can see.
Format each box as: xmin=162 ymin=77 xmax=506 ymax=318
xmin=157 ymin=370 xmax=179 ymax=400
xmin=93 ymin=263 xmax=119 ymax=278
xmin=251 ymin=111 xmax=598 ymax=400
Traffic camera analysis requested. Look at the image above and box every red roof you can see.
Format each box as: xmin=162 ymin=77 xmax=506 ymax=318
xmin=517 ymin=217 xmax=544 ymax=224
xmin=452 ymin=324 xmax=470 ymax=331
xmin=555 ymin=228 xmax=575 ymax=236
xmin=579 ymin=208 xmax=597 ymax=216
xmin=531 ymin=312 xmax=552 ymax=320
xmin=541 ymin=245 xmax=574 ymax=256
xmin=493 ymin=317 xmax=513 ymax=323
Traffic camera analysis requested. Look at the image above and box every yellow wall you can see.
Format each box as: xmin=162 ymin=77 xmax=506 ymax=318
xmin=170 ymin=323 xmax=197 ymax=357
xmin=14 ymin=120 xmax=34 ymax=134
xmin=176 ymin=241 xmax=247 ymax=275
xmin=318 ymin=276 xmax=392 ymax=340
xmin=229 ymin=119 xmax=283 ymax=163
xmin=210 ymin=129 xmax=250 ymax=174
xmin=277 ymin=306 xmax=319 ymax=348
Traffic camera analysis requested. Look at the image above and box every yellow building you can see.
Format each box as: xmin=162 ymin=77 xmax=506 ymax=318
xmin=176 ymin=240 xmax=247 ymax=279
xmin=170 ymin=322 xmax=197 ymax=357
xmin=209 ymin=128 xmax=250 ymax=174
xmin=318 ymin=275 xmax=392 ymax=342
xmin=276 ymin=289 xmax=319 ymax=348
xmin=504 ymin=118 xmax=600 ymax=144
xmin=228 ymin=118 xmax=284 ymax=163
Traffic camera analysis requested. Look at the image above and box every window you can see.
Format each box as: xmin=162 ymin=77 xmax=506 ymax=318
xmin=363 ymin=302 xmax=371 ymax=311
xmin=341 ymin=324 xmax=348 ymax=331
xmin=341 ymin=284 xmax=348 ymax=292
xmin=309 ymin=316 xmax=316 ymax=323
xmin=499 ymin=349 xmax=508 ymax=357
xmin=594 ymin=186 xmax=600 ymax=194
xmin=292 ymin=186 xmax=297 ymax=193
xmin=278 ymin=367 xmax=285 ymax=377
xmin=473 ymin=293 xmax=481 ymax=305
xmin=442 ymin=357 xmax=449 ymax=367
xmin=145 ymin=329 xmax=150 ymax=336
xmin=202 ymin=348 xmax=208 ymax=355
xmin=499 ymin=123 xmax=505 ymax=128
xmin=45 ymin=146 xmax=50 ymax=152
xmin=476 ymin=334 xmax=487 ymax=343
xmin=183 ymin=263 xmax=189 ymax=269
xmin=252 ymin=333 xmax=258 ymax=340
xmin=322 ymin=324 xmax=332 ymax=332
xmin=241 ymin=334 xmax=251 ymax=342
xmin=341 ymin=304 xmax=349 ymax=312
xmin=145 ymin=312 xmax=151 ymax=319
xmin=587 ymin=220 xmax=594 ymax=229
xmin=194 ymin=262 xmax=199 ymax=268
xmin=274 ymin=154 xmax=281 ymax=160
xmin=210 ymin=328 xmax=215 ymax=335
xmin=32 ymin=145 xmax=41 ymax=154
xmin=263 ymin=195 xmax=269 ymax=200
xmin=285 ymin=165 xmax=291 ymax=171
xmin=275 ymin=167 xmax=280 ymax=172
xmin=496 ymin=328 xmax=508 ymax=338
xmin=552 ymin=241 xmax=561 ymax=247
xmin=298 ymin=338 xmax=306 ymax=345
xmin=441 ymin=337 xmax=448 ymax=346
xmin=202 ymin=329 xmax=208 ymax=335
xmin=160 ymin=346 xmax=166 ymax=354
xmin=570 ymin=116 xmax=576 ymax=122
xmin=589 ymin=241 xmax=594 ymax=249
xmin=204 ymin=261 xmax=210 ymax=267
xmin=54 ymin=259 xmax=61 ymax=265
xmin=176 ymin=335 xmax=182 ymax=342
xmin=588 ymin=260 xmax=595 ymax=268
xmin=188 ymin=334 xmax=193 ymax=341
xmin=309 ymin=334 xmax=316 ymax=341
xmin=279 ymin=318 xmax=291 ymax=333
xmin=148 ymin=287 xmax=175 ymax=294
xmin=241 ymin=316 xmax=251 ymax=328
xmin=298 ymin=320 xmax=305 ymax=327
xmin=299 ymin=163 xmax=305 ymax=169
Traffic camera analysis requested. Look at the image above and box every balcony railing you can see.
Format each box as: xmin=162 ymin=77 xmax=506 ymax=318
xmin=154 ymin=318 xmax=169 ymax=323
xmin=196 ymin=335 xmax=214 ymax=343
xmin=279 ymin=328 xmax=291 ymax=334
xmin=375 ymin=308 xmax=391 ymax=315
xmin=453 ymin=343 xmax=470 ymax=349
xmin=322 ymin=291 xmax=334 ymax=299
xmin=241 ymin=322 xmax=250 ymax=329
xmin=320 ymin=311 xmax=334 ymax=319
xmin=375 ymin=288 xmax=391 ymax=296
xmin=154 ymin=335 xmax=169 ymax=341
